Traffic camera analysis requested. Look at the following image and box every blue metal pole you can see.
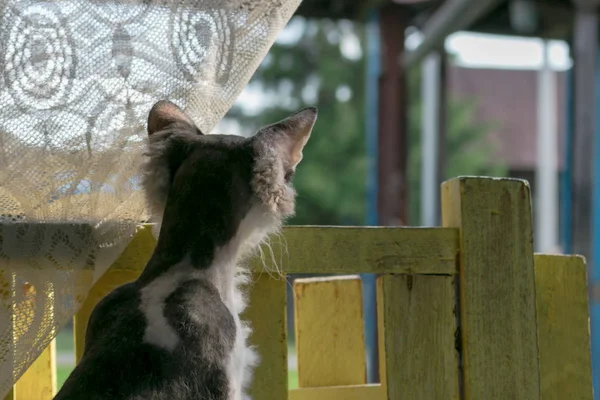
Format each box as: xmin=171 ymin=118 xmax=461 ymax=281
xmin=560 ymin=67 xmax=573 ymax=254
xmin=363 ymin=8 xmax=380 ymax=383
xmin=591 ymin=51 xmax=600 ymax=399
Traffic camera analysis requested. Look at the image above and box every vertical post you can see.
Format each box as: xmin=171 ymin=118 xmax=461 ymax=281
xmin=572 ymin=3 xmax=600 ymax=397
xmin=377 ymin=3 xmax=408 ymax=226
xmin=244 ymin=274 xmax=287 ymax=400
xmin=535 ymin=39 xmax=559 ymax=253
xmin=592 ymin=36 xmax=600 ymax=400
xmin=441 ymin=177 xmax=541 ymax=399
xmin=421 ymin=51 xmax=441 ymax=227
xmin=437 ymin=51 xmax=448 ymax=207
xmin=363 ymin=7 xmax=380 ymax=384
xmin=571 ymin=2 xmax=597 ymax=264
xmin=534 ymin=255 xmax=593 ymax=400
xmin=560 ymin=65 xmax=573 ymax=254
xmin=0 ymin=269 xmax=13 ymax=400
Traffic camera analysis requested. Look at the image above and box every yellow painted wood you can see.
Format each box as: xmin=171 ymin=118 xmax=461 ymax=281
xmin=441 ymin=177 xmax=540 ymax=399
xmin=13 ymin=340 xmax=56 ymax=400
xmin=289 ymin=384 xmax=384 ymax=400
xmin=105 ymin=225 xmax=156 ymax=272
xmin=254 ymin=226 xmax=458 ymax=274
xmin=376 ymin=275 xmax=459 ymax=399
xmin=534 ymin=254 xmax=593 ymax=400
xmin=74 ymin=270 xmax=140 ymax=362
xmin=111 ymin=225 xmax=459 ymax=275
xmin=242 ymin=273 xmax=287 ymax=400
xmin=3 ymin=389 xmax=14 ymax=400
xmin=294 ymin=276 xmax=366 ymax=387
xmin=0 ymin=268 xmax=13 ymax=400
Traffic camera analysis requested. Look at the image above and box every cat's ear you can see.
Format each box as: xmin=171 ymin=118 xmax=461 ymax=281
xmin=256 ymin=107 xmax=317 ymax=167
xmin=147 ymin=100 xmax=200 ymax=136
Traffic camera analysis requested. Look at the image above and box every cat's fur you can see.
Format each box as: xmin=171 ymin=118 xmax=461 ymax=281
xmin=54 ymin=100 xmax=317 ymax=400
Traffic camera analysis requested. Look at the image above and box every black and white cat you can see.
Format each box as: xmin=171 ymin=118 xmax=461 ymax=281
xmin=54 ymin=101 xmax=317 ymax=400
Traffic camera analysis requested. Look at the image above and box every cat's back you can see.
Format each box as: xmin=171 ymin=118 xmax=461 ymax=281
xmin=55 ymin=273 xmax=235 ymax=400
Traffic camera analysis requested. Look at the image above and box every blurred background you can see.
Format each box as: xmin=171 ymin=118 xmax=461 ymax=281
xmin=55 ymin=0 xmax=600 ymax=396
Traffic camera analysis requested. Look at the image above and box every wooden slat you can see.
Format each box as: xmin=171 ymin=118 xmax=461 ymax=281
xmin=110 ymin=225 xmax=459 ymax=275
xmin=289 ymin=384 xmax=384 ymax=400
xmin=74 ymin=270 xmax=140 ymax=362
xmin=294 ymin=276 xmax=366 ymax=387
xmin=377 ymin=274 xmax=459 ymax=399
xmin=103 ymin=225 xmax=156 ymax=272
xmin=441 ymin=177 xmax=541 ymax=399
xmin=255 ymin=226 xmax=459 ymax=275
xmin=13 ymin=340 xmax=56 ymax=400
xmin=534 ymin=254 xmax=593 ymax=399
xmin=242 ymin=273 xmax=287 ymax=400
xmin=0 ymin=268 xmax=13 ymax=400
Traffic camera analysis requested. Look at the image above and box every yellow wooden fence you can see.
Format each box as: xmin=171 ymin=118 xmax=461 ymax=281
xmin=3 ymin=177 xmax=594 ymax=399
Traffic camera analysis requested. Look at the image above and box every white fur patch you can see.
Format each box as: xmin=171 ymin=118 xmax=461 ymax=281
xmin=140 ymin=203 xmax=279 ymax=398
xmin=139 ymin=271 xmax=183 ymax=351
xmin=209 ymin=204 xmax=278 ymax=400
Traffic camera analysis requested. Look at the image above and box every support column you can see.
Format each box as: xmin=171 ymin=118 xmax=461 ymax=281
xmin=571 ymin=2 xmax=597 ymax=264
xmin=592 ymin=42 xmax=600 ymax=400
xmin=437 ymin=51 xmax=448 ymax=205
xmin=535 ymin=40 xmax=558 ymax=253
xmin=419 ymin=49 xmax=447 ymax=227
xmin=378 ymin=3 xmax=408 ymax=226
xmin=572 ymin=2 xmax=600 ymax=397
xmin=421 ymin=51 xmax=444 ymax=227
xmin=363 ymin=8 xmax=381 ymax=384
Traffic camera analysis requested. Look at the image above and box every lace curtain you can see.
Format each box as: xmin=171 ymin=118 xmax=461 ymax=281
xmin=0 ymin=0 xmax=301 ymax=396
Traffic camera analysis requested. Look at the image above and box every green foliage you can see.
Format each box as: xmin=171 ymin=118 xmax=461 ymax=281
xmin=231 ymin=17 xmax=507 ymax=226
xmin=230 ymin=18 xmax=367 ymax=225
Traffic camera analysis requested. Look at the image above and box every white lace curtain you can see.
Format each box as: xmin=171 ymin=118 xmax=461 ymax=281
xmin=0 ymin=0 xmax=301 ymax=396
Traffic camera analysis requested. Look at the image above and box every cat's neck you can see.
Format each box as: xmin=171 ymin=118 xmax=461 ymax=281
xmin=138 ymin=227 xmax=242 ymax=282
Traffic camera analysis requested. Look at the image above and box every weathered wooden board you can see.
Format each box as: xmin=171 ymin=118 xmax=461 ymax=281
xmin=294 ymin=276 xmax=366 ymax=388
xmin=377 ymin=274 xmax=459 ymax=399
xmin=441 ymin=177 xmax=540 ymax=399
xmin=534 ymin=254 xmax=593 ymax=400
xmin=243 ymin=273 xmax=287 ymax=400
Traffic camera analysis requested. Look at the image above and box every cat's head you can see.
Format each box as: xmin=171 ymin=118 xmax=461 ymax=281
xmin=141 ymin=100 xmax=317 ymax=250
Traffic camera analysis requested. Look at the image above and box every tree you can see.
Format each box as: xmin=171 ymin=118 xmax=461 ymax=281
xmin=229 ymin=17 xmax=507 ymax=226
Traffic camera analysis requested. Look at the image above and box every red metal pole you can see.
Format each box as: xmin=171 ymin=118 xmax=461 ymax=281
xmin=378 ymin=3 xmax=408 ymax=226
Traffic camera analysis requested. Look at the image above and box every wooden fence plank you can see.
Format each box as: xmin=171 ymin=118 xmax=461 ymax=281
xmin=441 ymin=177 xmax=540 ymax=399
xmin=294 ymin=276 xmax=366 ymax=387
xmin=377 ymin=274 xmax=459 ymax=399
xmin=13 ymin=340 xmax=56 ymax=400
xmin=534 ymin=254 xmax=593 ymax=399
xmin=107 ymin=225 xmax=156 ymax=272
xmin=289 ymin=384 xmax=384 ymax=400
xmin=0 ymin=268 xmax=13 ymax=400
xmin=242 ymin=273 xmax=287 ymax=400
xmin=254 ymin=226 xmax=458 ymax=275
xmin=109 ymin=225 xmax=458 ymax=275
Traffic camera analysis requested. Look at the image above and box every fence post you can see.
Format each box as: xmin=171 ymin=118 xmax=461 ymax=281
xmin=243 ymin=273 xmax=287 ymax=400
xmin=534 ymin=255 xmax=593 ymax=399
xmin=441 ymin=177 xmax=541 ymax=399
